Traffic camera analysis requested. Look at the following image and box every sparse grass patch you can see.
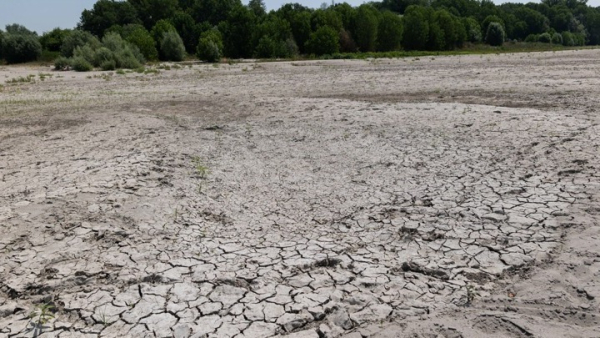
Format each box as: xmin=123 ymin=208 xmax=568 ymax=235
xmin=6 ymin=74 xmax=36 ymax=84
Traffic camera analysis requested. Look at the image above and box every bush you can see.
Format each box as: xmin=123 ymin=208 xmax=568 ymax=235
xmin=573 ymin=33 xmax=585 ymax=46
xmin=525 ymin=34 xmax=537 ymax=42
xmin=54 ymin=56 xmax=71 ymax=70
xmin=537 ymin=32 xmax=552 ymax=43
xmin=123 ymin=25 xmax=158 ymax=61
xmin=61 ymin=30 xmax=99 ymax=57
xmin=2 ymin=34 xmax=42 ymax=64
xmin=561 ymin=31 xmax=574 ymax=46
xmin=305 ymin=26 xmax=339 ymax=56
xmin=72 ymin=56 xmax=93 ymax=71
xmin=40 ymin=28 xmax=71 ymax=52
xmin=196 ymin=30 xmax=223 ymax=62
xmin=463 ymin=17 xmax=482 ymax=43
xmin=485 ymin=22 xmax=505 ymax=46
xmin=101 ymin=59 xmax=116 ymax=71
xmin=73 ymin=45 xmax=95 ymax=64
xmin=551 ymin=32 xmax=563 ymax=44
xmin=94 ymin=47 xmax=114 ymax=67
xmin=151 ymin=20 xmax=176 ymax=46
xmin=160 ymin=31 xmax=186 ymax=61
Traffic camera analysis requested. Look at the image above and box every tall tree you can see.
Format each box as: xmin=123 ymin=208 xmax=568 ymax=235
xmin=80 ymin=0 xmax=140 ymax=37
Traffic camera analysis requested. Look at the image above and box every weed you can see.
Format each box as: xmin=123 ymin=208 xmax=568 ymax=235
xmin=116 ymin=69 xmax=126 ymax=75
xmin=6 ymin=74 xmax=35 ymax=84
xmin=144 ymin=68 xmax=160 ymax=75
xmin=38 ymin=73 xmax=53 ymax=81
xmin=465 ymin=283 xmax=479 ymax=306
xmin=192 ymin=156 xmax=209 ymax=178
xmin=28 ymin=303 xmax=55 ymax=337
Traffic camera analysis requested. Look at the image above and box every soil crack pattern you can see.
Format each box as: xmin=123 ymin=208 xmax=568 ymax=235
xmin=1 ymin=50 xmax=600 ymax=337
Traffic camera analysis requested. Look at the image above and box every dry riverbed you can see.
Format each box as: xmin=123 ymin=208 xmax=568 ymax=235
xmin=1 ymin=50 xmax=599 ymax=337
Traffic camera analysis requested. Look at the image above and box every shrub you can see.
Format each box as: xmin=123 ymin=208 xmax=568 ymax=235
xmin=160 ymin=31 xmax=186 ymax=61
xmin=551 ymin=32 xmax=563 ymax=44
xmin=485 ymin=22 xmax=505 ymax=46
xmin=151 ymin=20 xmax=176 ymax=46
xmin=482 ymin=15 xmax=504 ymax=36
xmin=561 ymin=31 xmax=574 ymax=46
xmin=101 ymin=59 xmax=116 ymax=71
xmin=72 ymin=56 xmax=93 ymax=71
xmin=94 ymin=47 xmax=114 ymax=67
xmin=40 ymin=28 xmax=71 ymax=52
xmin=537 ymin=32 xmax=552 ymax=43
xmin=305 ymin=26 xmax=339 ymax=56
xmin=573 ymin=33 xmax=585 ymax=46
xmin=123 ymin=25 xmax=158 ymax=61
xmin=73 ymin=45 xmax=95 ymax=64
xmin=2 ymin=34 xmax=42 ymax=64
xmin=61 ymin=30 xmax=99 ymax=57
xmin=525 ymin=34 xmax=537 ymax=42
xmin=196 ymin=30 xmax=223 ymax=62
xmin=54 ymin=56 xmax=71 ymax=70
xmin=463 ymin=17 xmax=482 ymax=43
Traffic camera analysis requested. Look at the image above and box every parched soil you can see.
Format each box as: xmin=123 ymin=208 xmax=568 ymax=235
xmin=0 ymin=50 xmax=599 ymax=338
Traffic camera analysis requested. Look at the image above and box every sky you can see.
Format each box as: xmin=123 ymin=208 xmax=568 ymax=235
xmin=0 ymin=0 xmax=598 ymax=35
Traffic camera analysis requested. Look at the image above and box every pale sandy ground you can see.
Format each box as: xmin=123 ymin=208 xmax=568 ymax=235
xmin=0 ymin=50 xmax=599 ymax=338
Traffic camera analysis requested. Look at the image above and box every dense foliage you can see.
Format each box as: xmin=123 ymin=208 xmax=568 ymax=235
xmin=1 ymin=0 xmax=599 ymax=65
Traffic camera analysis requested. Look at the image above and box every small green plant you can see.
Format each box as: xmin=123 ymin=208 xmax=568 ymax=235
xmin=192 ymin=157 xmax=209 ymax=178
xmin=116 ymin=69 xmax=126 ymax=75
xmin=6 ymin=74 xmax=35 ymax=84
xmin=465 ymin=283 xmax=479 ymax=306
xmin=28 ymin=303 xmax=55 ymax=336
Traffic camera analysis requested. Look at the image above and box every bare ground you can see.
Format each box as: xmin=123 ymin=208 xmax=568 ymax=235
xmin=0 ymin=50 xmax=599 ymax=338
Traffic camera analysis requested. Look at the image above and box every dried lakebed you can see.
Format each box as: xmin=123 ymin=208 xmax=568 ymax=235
xmin=1 ymin=50 xmax=599 ymax=337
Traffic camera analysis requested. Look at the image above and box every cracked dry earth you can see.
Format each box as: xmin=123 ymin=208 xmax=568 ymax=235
xmin=1 ymin=50 xmax=600 ymax=338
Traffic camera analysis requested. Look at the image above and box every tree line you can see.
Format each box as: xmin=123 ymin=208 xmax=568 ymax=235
xmin=0 ymin=0 xmax=598 ymax=68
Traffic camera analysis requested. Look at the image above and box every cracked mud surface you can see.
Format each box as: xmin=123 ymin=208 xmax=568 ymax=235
xmin=1 ymin=50 xmax=600 ymax=337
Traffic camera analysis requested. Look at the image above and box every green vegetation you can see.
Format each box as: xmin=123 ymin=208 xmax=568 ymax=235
xmin=0 ymin=0 xmax=599 ymax=65
xmin=197 ymin=30 xmax=224 ymax=62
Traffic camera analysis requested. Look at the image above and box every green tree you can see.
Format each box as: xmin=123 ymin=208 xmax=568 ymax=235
xmin=5 ymin=24 xmax=36 ymax=36
xmin=252 ymin=14 xmax=294 ymax=58
xmin=485 ymin=21 xmax=505 ymax=46
xmin=60 ymin=30 xmax=100 ymax=57
xmin=482 ymin=15 xmax=505 ymax=37
xmin=40 ymin=28 xmax=71 ymax=52
xmin=196 ymin=29 xmax=223 ymax=62
xmin=402 ymin=5 xmax=429 ymax=50
xmin=355 ymin=5 xmax=380 ymax=52
xmin=219 ymin=5 xmax=256 ymax=59
xmin=463 ymin=17 xmax=482 ymax=42
xmin=170 ymin=11 xmax=201 ymax=54
xmin=0 ymin=30 xmax=4 ymax=60
xmin=160 ymin=30 xmax=186 ymax=61
xmin=122 ymin=24 xmax=158 ymax=60
xmin=248 ymin=0 xmax=266 ymax=18
xmin=305 ymin=26 xmax=340 ymax=55
xmin=128 ymin=0 xmax=180 ymax=30
xmin=2 ymin=34 xmax=42 ymax=64
xmin=189 ymin=0 xmax=242 ymax=26
xmin=79 ymin=0 xmax=140 ymax=37
xmin=377 ymin=11 xmax=403 ymax=51
xmin=311 ymin=9 xmax=344 ymax=32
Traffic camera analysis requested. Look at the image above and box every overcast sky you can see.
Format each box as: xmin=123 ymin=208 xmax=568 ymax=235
xmin=1 ymin=0 xmax=598 ymax=35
